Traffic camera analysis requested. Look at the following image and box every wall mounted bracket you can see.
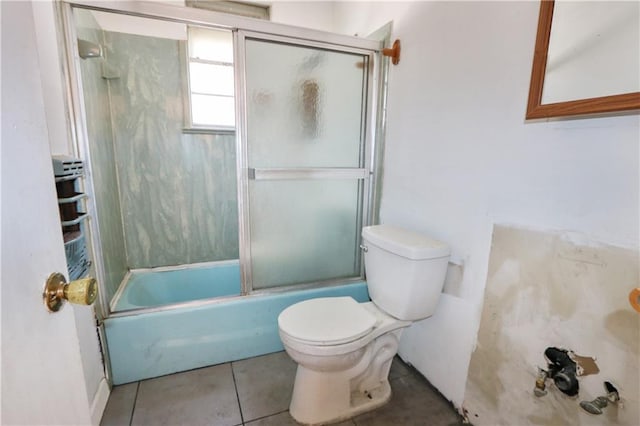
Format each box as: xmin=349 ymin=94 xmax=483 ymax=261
xmin=382 ymin=39 xmax=401 ymax=65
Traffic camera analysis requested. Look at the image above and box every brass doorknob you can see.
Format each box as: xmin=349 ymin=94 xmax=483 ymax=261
xmin=43 ymin=272 xmax=98 ymax=312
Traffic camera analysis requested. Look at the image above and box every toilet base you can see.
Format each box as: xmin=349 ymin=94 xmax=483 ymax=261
xmin=349 ymin=380 xmax=392 ymax=417
xmin=290 ymin=373 xmax=392 ymax=426
xmin=288 ymin=331 xmax=402 ymax=425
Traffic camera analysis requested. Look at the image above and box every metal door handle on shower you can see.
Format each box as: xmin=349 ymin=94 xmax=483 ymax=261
xmin=248 ymin=168 xmax=369 ymax=181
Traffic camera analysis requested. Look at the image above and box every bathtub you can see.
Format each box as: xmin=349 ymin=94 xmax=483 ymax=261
xmin=104 ymin=261 xmax=370 ymax=384
xmin=111 ymin=260 xmax=241 ymax=311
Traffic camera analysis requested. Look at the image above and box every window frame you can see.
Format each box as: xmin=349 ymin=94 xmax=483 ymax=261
xmin=182 ymin=26 xmax=236 ymax=134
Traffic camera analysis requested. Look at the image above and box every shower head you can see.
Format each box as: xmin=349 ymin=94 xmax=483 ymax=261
xmin=77 ymin=39 xmax=103 ymax=59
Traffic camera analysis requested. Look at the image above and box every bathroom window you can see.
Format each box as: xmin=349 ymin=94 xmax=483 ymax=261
xmin=185 ymin=27 xmax=235 ymax=131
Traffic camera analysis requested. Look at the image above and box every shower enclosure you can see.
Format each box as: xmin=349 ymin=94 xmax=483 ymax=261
xmin=60 ymin=0 xmax=385 ymax=383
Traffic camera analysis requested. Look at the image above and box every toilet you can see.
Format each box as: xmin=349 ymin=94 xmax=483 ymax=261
xmin=278 ymin=224 xmax=450 ymax=425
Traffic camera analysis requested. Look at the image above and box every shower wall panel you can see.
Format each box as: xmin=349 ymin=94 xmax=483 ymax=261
xmin=76 ymin=11 xmax=128 ymax=302
xmin=105 ymin=32 xmax=238 ymax=268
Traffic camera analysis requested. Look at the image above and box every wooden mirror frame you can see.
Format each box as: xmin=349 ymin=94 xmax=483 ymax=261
xmin=526 ymin=0 xmax=640 ymax=119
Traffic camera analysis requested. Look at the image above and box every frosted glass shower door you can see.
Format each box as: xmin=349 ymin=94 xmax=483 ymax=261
xmin=241 ymin=36 xmax=372 ymax=290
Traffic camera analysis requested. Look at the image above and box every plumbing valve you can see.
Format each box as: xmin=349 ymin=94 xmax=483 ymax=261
xmin=534 ymin=368 xmax=548 ymax=397
xmin=579 ymin=382 xmax=621 ymax=415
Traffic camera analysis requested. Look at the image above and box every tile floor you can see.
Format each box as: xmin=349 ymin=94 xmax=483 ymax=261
xmin=100 ymin=351 xmax=463 ymax=426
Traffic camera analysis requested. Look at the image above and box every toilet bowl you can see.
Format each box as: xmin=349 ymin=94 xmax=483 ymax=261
xmin=278 ymin=225 xmax=450 ymax=425
xmin=279 ymin=297 xmax=411 ymax=425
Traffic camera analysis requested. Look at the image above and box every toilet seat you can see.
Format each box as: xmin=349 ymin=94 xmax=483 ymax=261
xmin=278 ymin=297 xmax=377 ymax=346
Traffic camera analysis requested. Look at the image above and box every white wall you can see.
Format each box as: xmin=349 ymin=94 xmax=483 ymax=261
xmin=333 ymin=0 xmax=639 ymax=410
xmin=270 ymin=1 xmax=336 ymax=32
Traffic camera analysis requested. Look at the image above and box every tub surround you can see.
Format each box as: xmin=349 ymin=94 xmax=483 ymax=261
xmin=106 ymin=31 xmax=238 ymax=269
xmin=76 ymin=17 xmax=239 ymax=281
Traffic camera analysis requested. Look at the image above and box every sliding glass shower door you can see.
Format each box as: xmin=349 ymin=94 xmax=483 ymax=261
xmin=238 ymin=34 xmax=374 ymax=290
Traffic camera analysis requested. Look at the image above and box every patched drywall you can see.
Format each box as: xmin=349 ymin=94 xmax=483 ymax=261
xmin=465 ymin=225 xmax=639 ymax=425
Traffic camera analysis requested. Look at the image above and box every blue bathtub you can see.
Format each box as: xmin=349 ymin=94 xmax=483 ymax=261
xmin=104 ymin=261 xmax=369 ymax=384
xmin=112 ymin=261 xmax=241 ymax=311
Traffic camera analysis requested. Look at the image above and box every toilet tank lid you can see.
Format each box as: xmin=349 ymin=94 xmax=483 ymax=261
xmin=362 ymin=225 xmax=450 ymax=260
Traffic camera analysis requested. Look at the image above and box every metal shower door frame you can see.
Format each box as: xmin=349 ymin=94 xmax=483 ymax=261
xmin=234 ymin=30 xmax=380 ymax=295
xmin=59 ymin=0 xmax=384 ymax=317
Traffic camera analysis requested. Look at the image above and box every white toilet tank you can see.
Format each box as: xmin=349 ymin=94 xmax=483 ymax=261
xmin=362 ymin=225 xmax=450 ymax=321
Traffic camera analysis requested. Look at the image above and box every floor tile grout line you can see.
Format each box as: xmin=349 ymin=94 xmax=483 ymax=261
xmin=243 ymin=408 xmax=289 ymax=424
xmin=230 ymin=362 xmax=245 ymax=425
xmin=128 ymin=381 xmax=140 ymax=426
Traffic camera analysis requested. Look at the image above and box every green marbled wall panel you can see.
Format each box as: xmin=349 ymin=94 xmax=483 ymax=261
xmin=105 ymin=31 xmax=239 ymax=268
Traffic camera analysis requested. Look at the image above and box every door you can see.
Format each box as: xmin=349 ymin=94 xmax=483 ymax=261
xmin=1 ymin=2 xmax=99 ymax=424
xmin=237 ymin=33 xmax=374 ymax=291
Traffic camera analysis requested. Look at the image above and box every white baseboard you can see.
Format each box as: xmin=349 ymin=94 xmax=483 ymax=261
xmin=90 ymin=378 xmax=111 ymax=425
